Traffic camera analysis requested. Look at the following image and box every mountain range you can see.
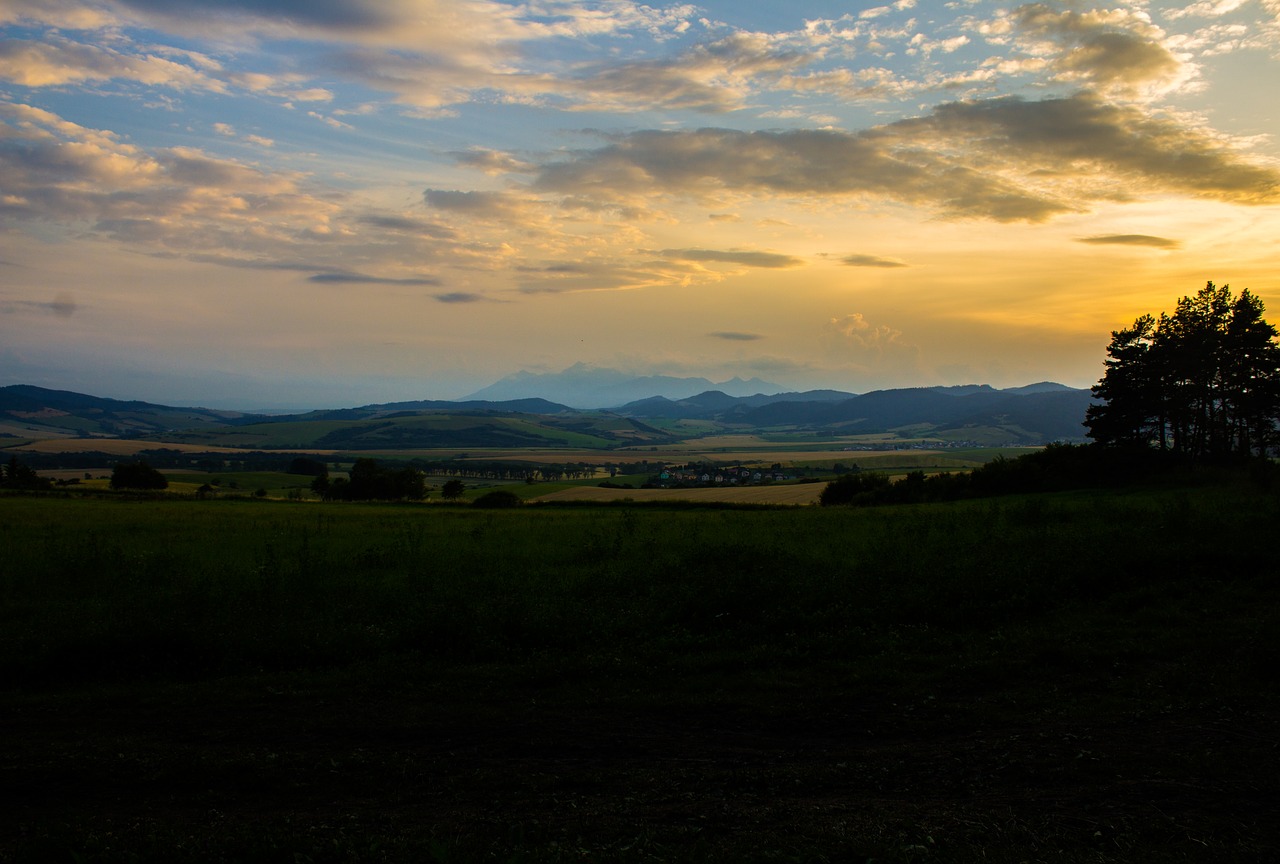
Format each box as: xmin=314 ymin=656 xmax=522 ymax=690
xmin=1 ymin=376 xmax=1095 ymax=448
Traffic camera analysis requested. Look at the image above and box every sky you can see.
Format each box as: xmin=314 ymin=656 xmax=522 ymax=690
xmin=1 ymin=0 xmax=1278 ymax=409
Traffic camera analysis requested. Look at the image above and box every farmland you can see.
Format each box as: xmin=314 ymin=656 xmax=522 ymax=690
xmin=531 ymin=481 xmax=826 ymax=504
xmin=2 ymin=469 xmax=1277 ymax=862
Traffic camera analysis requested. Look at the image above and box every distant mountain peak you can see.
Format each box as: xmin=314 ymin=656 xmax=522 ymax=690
xmin=461 ymin=365 xmax=784 ymax=408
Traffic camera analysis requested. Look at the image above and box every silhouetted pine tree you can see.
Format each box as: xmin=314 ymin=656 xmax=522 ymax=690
xmin=1086 ymin=282 xmax=1280 ymax=458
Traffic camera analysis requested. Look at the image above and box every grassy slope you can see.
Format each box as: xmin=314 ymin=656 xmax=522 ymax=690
xmin=2 ymin=480 xmax=1277 ymax=862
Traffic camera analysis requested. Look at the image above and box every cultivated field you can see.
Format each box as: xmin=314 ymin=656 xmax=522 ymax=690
xmin=532 ymin=482 xmax=826 ymax=504
xmin=13 ymin=437 xmax=266 ymax=455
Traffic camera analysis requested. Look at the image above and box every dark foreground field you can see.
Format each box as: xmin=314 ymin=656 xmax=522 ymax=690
xmin=2 ymin=481 xmax=1277 ymax=862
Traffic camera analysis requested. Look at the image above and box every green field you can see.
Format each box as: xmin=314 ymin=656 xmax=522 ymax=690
xmin=2 ymin=478 xmax=1277 ymax=862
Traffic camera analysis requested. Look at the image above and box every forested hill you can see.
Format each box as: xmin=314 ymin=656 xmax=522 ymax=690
xmin=0 ymin=385 xmax=262 ymax=437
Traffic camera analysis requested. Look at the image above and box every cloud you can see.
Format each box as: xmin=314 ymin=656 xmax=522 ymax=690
xmin=1007 ymin=3 xmax=1191 ymax=97
xmin=434 ymin=292 xmax=484 ymax=303
xmin=709 ymin=331 xmax=764 ymax=341
xmin=520 ymin=93 xmax=1280 ymax=223
xmin=841 ymin=253 xmax=908 ymax=268
xmin=2 ymin=293 xmax=79 ymax=317
xmin=102 ymin=0 xmax=694 ymax=48
xmin=49 ymin=292 xmax=76 ymax=317
xmin=105 ymin=0 xmax=529 ymax=48
xmin=0 ymin=101 xmax=482 ymax=284
xmin=777 ymin=65 xmax=919 ymax=102
xmin=0 ymin=35 xmax=226 ymax=91
xmin=44 ymin=0 xmax=703 ymax=115
xmin=514 ymin=257 xmax=725 ymax=295
xmin=452 ymin=148 xmax=535 ymax=176
xmin=357 ymin=214 xmax=457 ymax=239
xmin=658 ymin=248 xmax=804 ymax=268
xmin=829 ymin=313 xmax=899 ymax=344
xmin=424 ymin=189 xmax=532 ymax=221
xmin=307 ymin=110 xmax=353 ymax=130
xmin=313 ymin=25 xmax=813 ymax=115
xmin=826 ymin=312 xmax=922 ymax=377
xmin=307 ymin=272 xmax=440 ymax=286
xmin=0 ymin=0 xmax=116 ymax=29
xmin=879 ymin=92 xmax=1280 ymax=207
xmin=550 ymin=32 xmax=813 ymax=114
xmin=1076 ymin=234 xmax=1181 ymax=249
xmin=1166 ymin=0 xmax=1250 ymax=21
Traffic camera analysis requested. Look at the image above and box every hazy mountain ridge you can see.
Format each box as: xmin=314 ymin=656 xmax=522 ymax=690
xmin=461 ymin=363 xmax=783 ymax=408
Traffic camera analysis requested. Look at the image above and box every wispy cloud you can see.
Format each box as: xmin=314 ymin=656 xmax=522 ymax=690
xmin=709 ymin=331 xmax=765 ymax=341
xmin=0 ymin=35 xmax=226 ymax=91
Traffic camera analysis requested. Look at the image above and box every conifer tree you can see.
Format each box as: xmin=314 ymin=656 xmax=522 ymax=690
xmin=1086 ymin=282 xmax=1280 ymax=458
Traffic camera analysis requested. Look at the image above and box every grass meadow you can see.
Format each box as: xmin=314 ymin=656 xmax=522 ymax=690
xmin=2 ymin=479 xmax=1278 ymax=862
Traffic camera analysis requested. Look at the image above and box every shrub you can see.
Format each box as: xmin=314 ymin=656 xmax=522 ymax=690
xmin=109 ymin=460 xmax=168 ymax=490
xmin=472 ymin=490 xmax=521 ymax=508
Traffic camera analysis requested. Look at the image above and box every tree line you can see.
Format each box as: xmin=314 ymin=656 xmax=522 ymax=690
xmin=1085 ymin=281 xmax=1280 ymax=459
xmin=311 ymin=458 xmax=425 ymax=501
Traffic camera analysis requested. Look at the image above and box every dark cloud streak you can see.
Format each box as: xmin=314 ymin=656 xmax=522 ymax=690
xmin=659 ymin=248 xmax=804 ymax=268
xmin=841 ymin=254 xmax=907 ymax=268
xmin=709 ymin=331 xmax=764 ymax=341
xmin=1077 ymin=234 xmax=1181 ymax=248
xmin=308 ymin=272 xmax=440 ymax=285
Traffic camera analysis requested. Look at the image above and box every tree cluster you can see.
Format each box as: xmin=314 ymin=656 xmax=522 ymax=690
xmin=1 ymin=456 xmax=53 ymax=491
xmin=313 ymin=458 xmax=426 ymax=501
xmin=1085 ymin=282 xmax=1280 ymax=459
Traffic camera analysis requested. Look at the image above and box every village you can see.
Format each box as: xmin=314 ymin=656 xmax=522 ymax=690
xmin=644 ymin=465 xmax=799 ymax=488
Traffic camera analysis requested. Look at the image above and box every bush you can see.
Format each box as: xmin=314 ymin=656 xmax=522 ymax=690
xmin=109 ymin=461 xmax=168 ymax=490
xmin=472 ymin=490 xmax=521 ymax=509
